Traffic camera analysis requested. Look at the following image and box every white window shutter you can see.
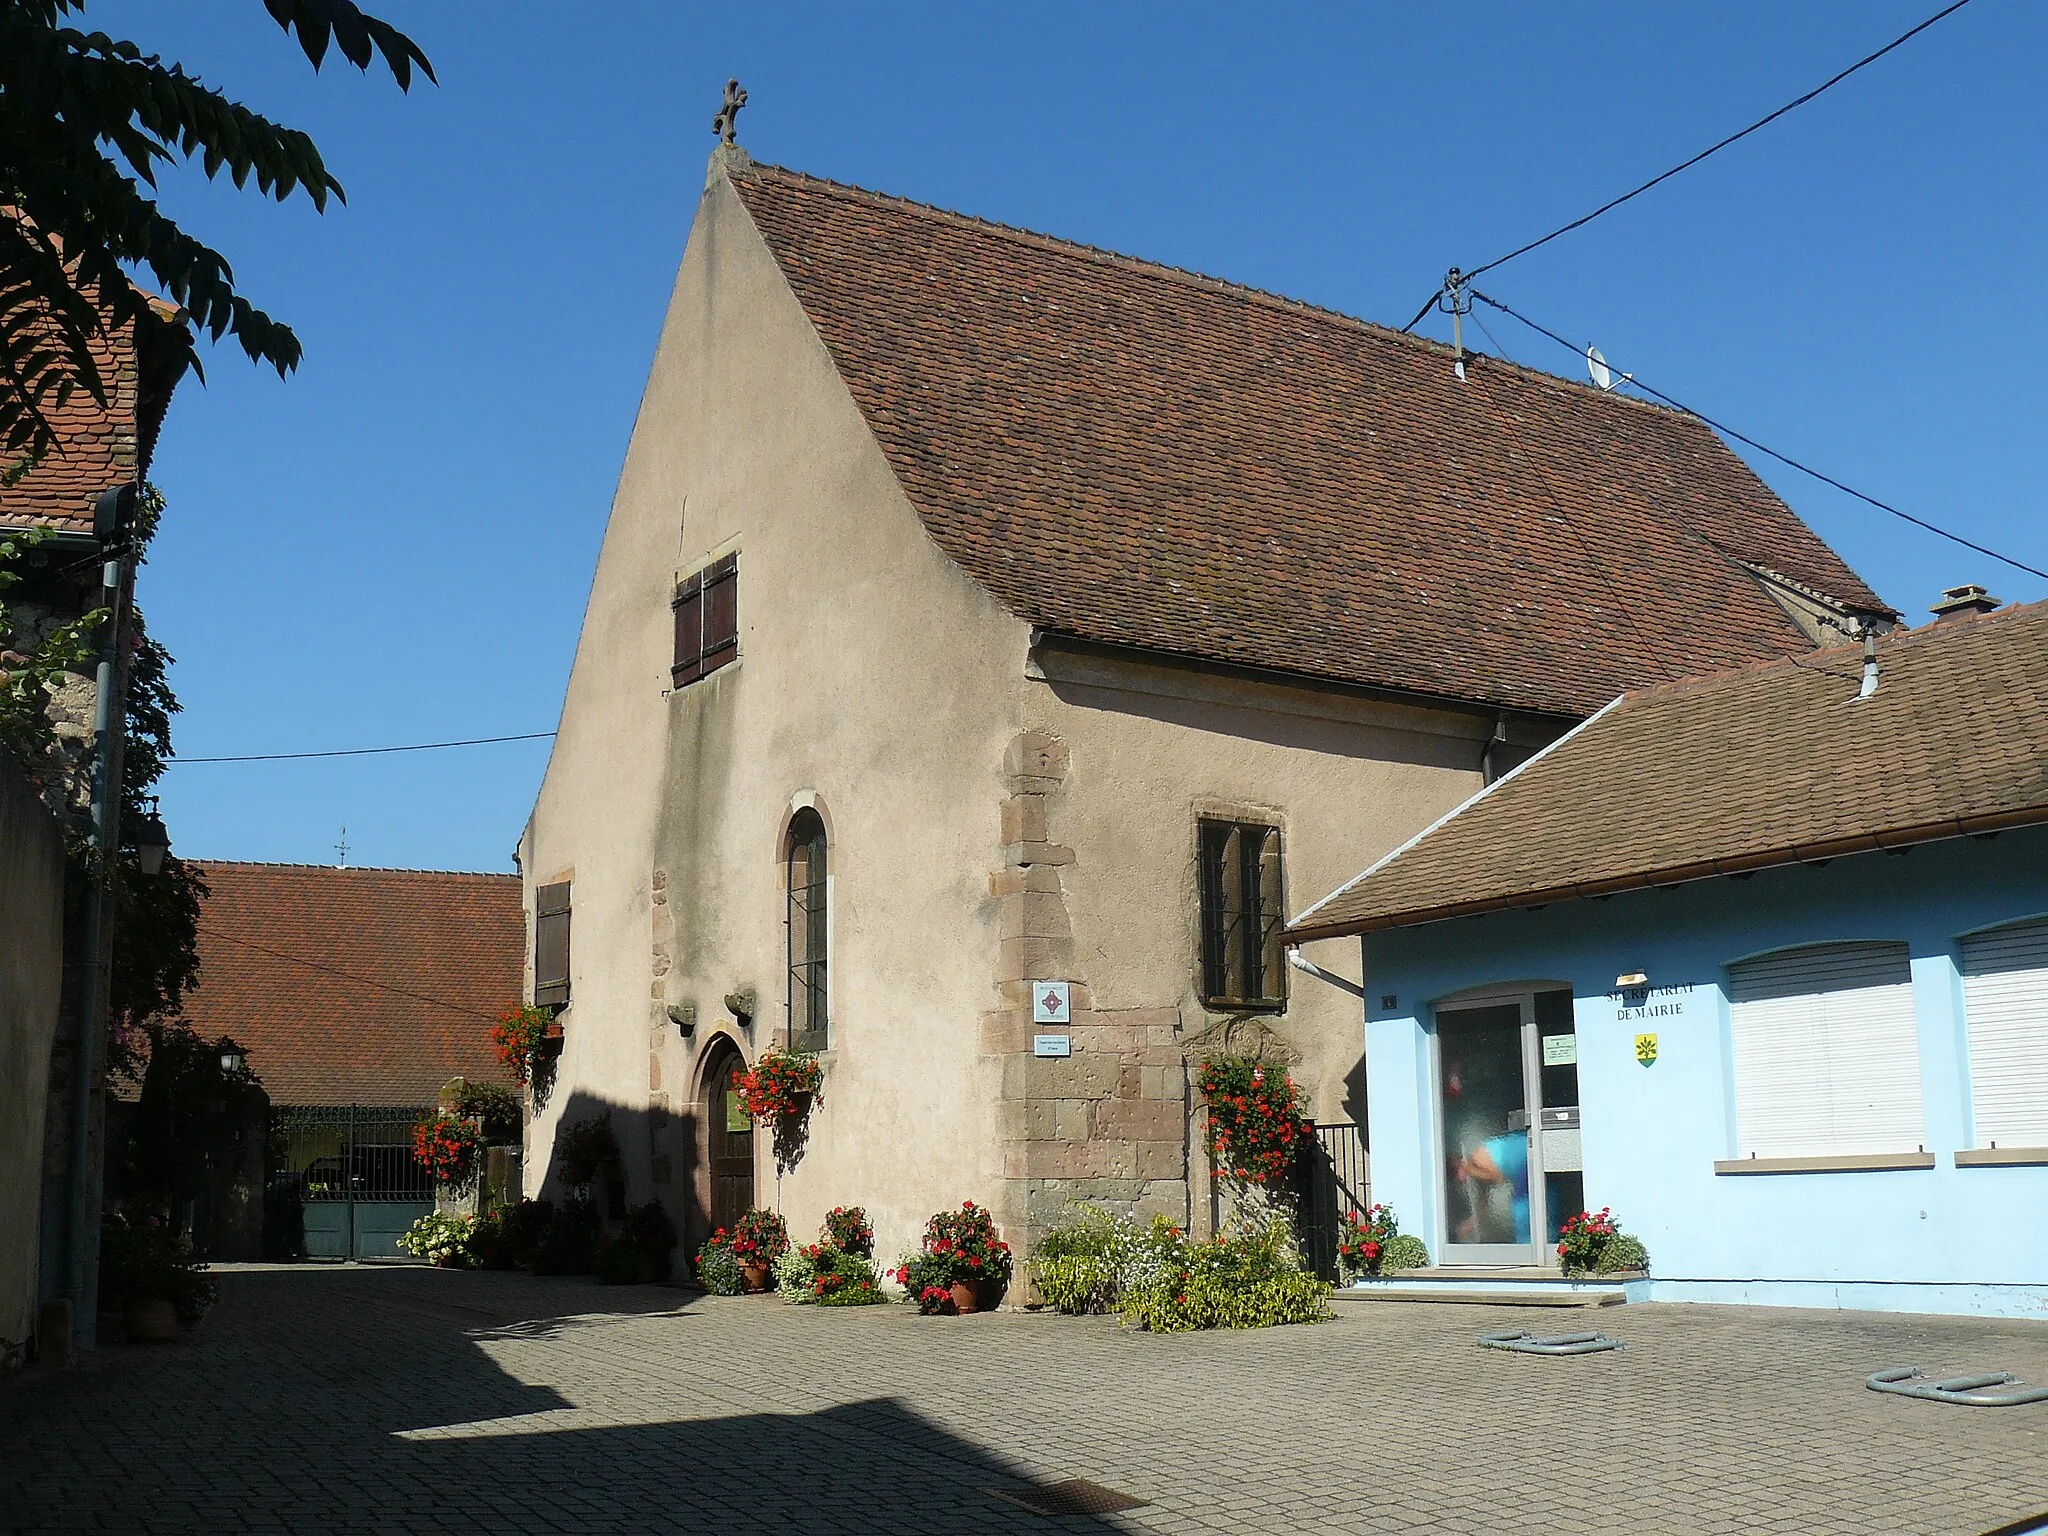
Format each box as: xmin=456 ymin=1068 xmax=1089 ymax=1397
xmin=1962 ymin=918 xmax=2048 ymax=1149
xmin=1728 ymin=942 xmax=1923 ymax=1158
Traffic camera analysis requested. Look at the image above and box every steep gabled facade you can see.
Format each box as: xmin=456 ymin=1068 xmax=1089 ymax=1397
xmin=521 ymin=147 xmax=1886 ymax=1272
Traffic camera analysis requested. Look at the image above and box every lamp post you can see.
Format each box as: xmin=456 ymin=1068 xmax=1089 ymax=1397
xmin=133 ymin=799 xmax=171 ymax=877
xmin=59 ymin=483 xmax=139 ymax=1351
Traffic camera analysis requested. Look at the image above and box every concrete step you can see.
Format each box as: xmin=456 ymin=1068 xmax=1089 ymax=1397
xmin=1333 ymin=1286 xmax=1626 ymax=1308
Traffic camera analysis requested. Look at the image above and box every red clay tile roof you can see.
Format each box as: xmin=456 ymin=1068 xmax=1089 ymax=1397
xmin=0 ymin=306 xmax=182 ymax=532
xmin=730 ymin=162 xmax=1888 ymax=718
xmin=1288 ymin=601 xmax=2048 ymax=941
xmin=178 ymin=862 xmax=524 ymax=1107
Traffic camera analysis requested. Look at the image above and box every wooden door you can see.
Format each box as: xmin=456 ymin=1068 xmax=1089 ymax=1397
xmin=704 ymin=1043 xmax=755 ymax=1234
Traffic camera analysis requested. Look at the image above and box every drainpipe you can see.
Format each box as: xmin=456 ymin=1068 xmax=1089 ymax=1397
xmin=61 ymin=493 xmax=137 ymax=1350
xmin=1286 ymin=947 xmax=1366 ymax=999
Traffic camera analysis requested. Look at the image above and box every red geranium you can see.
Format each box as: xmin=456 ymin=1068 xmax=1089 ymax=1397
xmin=412 ymin=1112 xmax=482 ymax=1187
xmin=1198 ymin=1055 xmax=1307 ymax=1186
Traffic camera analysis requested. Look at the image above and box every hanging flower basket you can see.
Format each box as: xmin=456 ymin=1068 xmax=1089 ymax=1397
xmin=1197 ymin=1055 xmax=1308 ymax=1187
xmin=491 ymin=1005 xmax=551 ymax=1087
xmin=412 ymin=1112 xmax=483 ymax=1188
xmin=735 ymin=1047 xmax=823 ymax=1124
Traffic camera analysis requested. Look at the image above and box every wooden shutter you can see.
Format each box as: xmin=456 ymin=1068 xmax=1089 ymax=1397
xmin=1254 ymin=825 xmax=1286 ymax=1005
xmin=700 ymin=554 xmax=738 ymax=676
xmin=672 ymin=572 xmax=703 ymax=686
xmin=534 ymin=880 xmax=572 ymax=1008
xmin=1962 ymin=918 xmax=2048 ymax=1148
xmin=1728 ymin=942 xmax=1922 ymax=1158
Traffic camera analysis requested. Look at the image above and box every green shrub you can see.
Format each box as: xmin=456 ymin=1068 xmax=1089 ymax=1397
xmin=531 ymin=1198 xmax=600 ymax=1275
xmin=98 ymin=1213 xmax=217 ymax=1325
xmin=695 ymin=1240 xmax=744 ymax=1296
xmin=1118 ymin=1211 xmax=1332 ymax=1334
xmin=396 ymin=1212 xmax=476 ymax=1266
xmin=774 ymin=1244 xmax=820 ymax=1302
xmin=1381 ymin=1233 xmax=1430 ymax=1272
xmin=811 ymin=1249 xmax=887 ymax=1305
xmin=1033 ymin=1252 xmax=1122 ymax=1315
xmin=1029 ymin=1205 xmax=1191 ymax=1316
xmin=1593 ymin=1233 xmax=1649 ymax=1274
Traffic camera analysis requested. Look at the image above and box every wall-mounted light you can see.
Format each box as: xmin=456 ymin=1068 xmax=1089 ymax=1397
xmin=1614 ymin=971 xmax=1648 ymax=989
xmin=133 ymin=797 xmax=171 ymax=876
xmin=219 ymin=1044 xmax=247 ymax=1075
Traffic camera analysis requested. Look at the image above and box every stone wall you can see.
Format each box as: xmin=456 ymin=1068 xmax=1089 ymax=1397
xmin=0 ymin=756 xmax=67 ymax=1360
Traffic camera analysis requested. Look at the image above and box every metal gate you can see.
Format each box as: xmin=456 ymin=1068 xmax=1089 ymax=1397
xmin=1294 ymin=1122 xmax=1369 ymax=1282
xmin=271 ymin=1105 xmax=434 ymax=1260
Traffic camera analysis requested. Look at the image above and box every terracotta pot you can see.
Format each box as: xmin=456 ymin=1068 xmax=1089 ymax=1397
xmin=434 ymin=1252 xmax=464 ymax=1269
xmin=948 ymin=1280 xmax=980 ymax=1315
xmin=123 ymin=1295 xmax=179 ymax=1344
xmin=742 ymin=1262 xmax=771 ymax=1294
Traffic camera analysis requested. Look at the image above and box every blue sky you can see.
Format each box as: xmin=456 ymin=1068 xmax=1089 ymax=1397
xmin=111 ymin=1 xmax=2045 ymax=873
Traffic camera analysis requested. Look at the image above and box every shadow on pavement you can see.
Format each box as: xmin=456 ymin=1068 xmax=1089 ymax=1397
xmin=0 ymin=1266 xmax=1112 ymax=1536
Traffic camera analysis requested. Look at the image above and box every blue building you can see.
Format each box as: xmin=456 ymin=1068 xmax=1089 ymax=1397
xmin=1289 ymin=595 xmax=2048 ymax=1318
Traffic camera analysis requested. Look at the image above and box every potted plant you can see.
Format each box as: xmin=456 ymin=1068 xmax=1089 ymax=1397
xmin=1197 ymin=1055 xmax=1308 ymax=1188
xmin=397 ymin=1212 xmax=478 ymax=1268
xmin=411 ymin=1110 xmax=483 ymax=1189
xmin=1557 ymin=1207 xmax=1650 ymax=1277
xmin=552 ymin=1113 xmax=619 ymax=1189
xmin=98 ymin=1213 xmax=217 ymax=1343
xmin=595 ymin=1201 xmax=679 ymax=1285
xmin=491 ymin=1005 xmax=550 ymax=1087
xmin=822 ymin=1205 xmax=873 ymax=1256
xmin=735 ymin=1047 xmax=823 ymax=1122
xmin=695 ymin=1231 xmax=745 ymax=1296
xmin=1337 ymin=1203 xmax=1430 ymax=1280
xmin=728 ymin=1207 xmax=790 ymax=1292
xmin=893 ymin=1200 xmax=1012 ymax=1314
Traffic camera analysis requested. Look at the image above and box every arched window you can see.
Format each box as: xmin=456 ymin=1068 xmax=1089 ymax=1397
xmin=786 ymin=809 xmax=829 ymax=1051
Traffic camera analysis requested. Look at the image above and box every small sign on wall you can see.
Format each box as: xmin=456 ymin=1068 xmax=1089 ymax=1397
xmin=1542 ymin=1034 xmax=1578 ymax=1067
xmin=1033 ymin=1034 xmax=1072 ymax=1058
xmin=1032 ymin=981 xmax=1072 ymax=1025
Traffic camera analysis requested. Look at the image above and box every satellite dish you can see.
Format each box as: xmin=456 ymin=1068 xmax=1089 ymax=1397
xmin=1587 ymin=345 xmax=1612 ymax=392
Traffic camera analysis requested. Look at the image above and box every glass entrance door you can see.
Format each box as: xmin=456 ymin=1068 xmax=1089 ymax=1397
xmin=1436 ymin=1001 xmax=1541 ymax=1266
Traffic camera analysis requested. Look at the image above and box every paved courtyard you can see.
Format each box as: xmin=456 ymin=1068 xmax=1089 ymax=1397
xmin=4 ymin=1266 xmax=2046 ymax=1535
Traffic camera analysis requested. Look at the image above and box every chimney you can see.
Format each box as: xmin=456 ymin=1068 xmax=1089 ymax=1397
xmin=1930 ymin=584 xmax=2001 ymax=622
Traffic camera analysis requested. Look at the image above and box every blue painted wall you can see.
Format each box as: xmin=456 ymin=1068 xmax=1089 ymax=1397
xmin=1359 ymin=825 xmax=2048 ymax=1318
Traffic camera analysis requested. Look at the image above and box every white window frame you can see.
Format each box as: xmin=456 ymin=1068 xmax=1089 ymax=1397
xmin=1727 ymin=941 xmax=1924 ymax=1159
xmin=1960 ymin=917 xmax=2048 ymax=1151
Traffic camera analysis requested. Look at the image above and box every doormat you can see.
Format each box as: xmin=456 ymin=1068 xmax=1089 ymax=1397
xmin=989 ymin=1479 xmax=1148 ymax=1517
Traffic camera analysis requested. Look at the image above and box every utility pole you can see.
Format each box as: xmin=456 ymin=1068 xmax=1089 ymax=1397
xmin=58 ymin=483 xmax=138 ymax=1352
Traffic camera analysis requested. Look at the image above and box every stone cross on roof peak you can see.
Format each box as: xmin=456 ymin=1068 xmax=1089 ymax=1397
xmin=712 ymin=79 xmax=747 ymax=145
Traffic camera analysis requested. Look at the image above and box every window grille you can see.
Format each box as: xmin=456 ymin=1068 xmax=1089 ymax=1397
xmin=1198 ymin=819 xmax=1286 ymax=1010
xmin=786 ymin=809 xmax=828 ymax=1051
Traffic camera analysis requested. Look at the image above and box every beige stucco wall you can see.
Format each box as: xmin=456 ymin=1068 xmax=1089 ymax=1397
xmin=525 ymin=148 xmax=1553 ymax=1274
xmin=0 ymin=758 xmax=67 ymax=1356
xmin=522 ymin=153 xmax=1030 ymax=1267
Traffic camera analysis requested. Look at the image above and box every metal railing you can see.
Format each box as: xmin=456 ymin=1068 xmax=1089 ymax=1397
xmin=1295 ymin=1122 xmax=1369 ymax=1282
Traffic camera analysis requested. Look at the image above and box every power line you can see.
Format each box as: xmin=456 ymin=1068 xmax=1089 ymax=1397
xmin=1401 ymin=0 xmax=1979 ymax=330
xmin=1468 ymin=287 xmax=2048 ymax=585
xmin=171 ymin=730 xmax=556 ymax=765
xmin=196 ymin=924 xmax=502 ymax=1021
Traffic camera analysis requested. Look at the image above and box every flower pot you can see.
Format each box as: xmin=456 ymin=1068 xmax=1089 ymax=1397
xmin=742 ymin=1262 xmax=771 ymax=1294
xmin=123 ymin=1295 xmax=179 ymax=1344
xmin=948 ymin=1280 xmax=980 ymax=1315
xmin=434 ymin=1252 xmax=463 ymax=1269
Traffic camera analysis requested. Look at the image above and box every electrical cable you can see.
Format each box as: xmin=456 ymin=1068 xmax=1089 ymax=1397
xmin=171 ymin=730 xmax=556 ymax=764
xmin=1462 ymin=306 xmax=1684 ymax=684
xmin=1469 ymin=288 xmax=2048 ymax=585
xmin=195 ymin=923 xmax=502 ymax=1021
xmin=1400 ymin=0 xmax=1979 ymax=330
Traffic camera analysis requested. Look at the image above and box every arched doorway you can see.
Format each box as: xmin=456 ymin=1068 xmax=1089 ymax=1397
xmin=700 ymin=1037 xmax=755 ymax=1236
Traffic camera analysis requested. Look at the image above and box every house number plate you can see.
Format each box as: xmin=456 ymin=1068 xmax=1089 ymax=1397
xmin=1033 ymin=1034 xmax=1072 ymax=1058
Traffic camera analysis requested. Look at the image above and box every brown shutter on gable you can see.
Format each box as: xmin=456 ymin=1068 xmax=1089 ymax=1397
xmin=701 ymin=553 xmax=738 ymax=675
xmin=672 ymin=573 xmax=704 ymax=686
xmin=534 ymin=880 xmax=572 ymax=1007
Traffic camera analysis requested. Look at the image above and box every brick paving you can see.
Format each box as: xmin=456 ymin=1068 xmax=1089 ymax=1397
xmin=3 ymin=1266 xmax=2046 ymax=1535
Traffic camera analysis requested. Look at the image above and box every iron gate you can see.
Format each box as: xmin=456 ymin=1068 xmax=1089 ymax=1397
xmin=271 ymin=1105 xmax=434 ymax=1260
xmin=1295 ymin=1122 xmax=1369 ymax=1282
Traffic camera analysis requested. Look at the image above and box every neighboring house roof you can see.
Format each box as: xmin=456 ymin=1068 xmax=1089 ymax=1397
xmin=0 ymin=301 xmax=184 ymax=532
xmin=1288 ymin=601 xmax=2048 ymax=942
xmin=728 ymin=160 xmax=1888 ymax=719
xmin=178 ymin=861 xmax=524 ymax=1106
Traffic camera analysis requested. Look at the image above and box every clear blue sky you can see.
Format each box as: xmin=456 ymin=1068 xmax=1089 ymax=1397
xmin=110 ymin=1 xmax=2045 ymax=873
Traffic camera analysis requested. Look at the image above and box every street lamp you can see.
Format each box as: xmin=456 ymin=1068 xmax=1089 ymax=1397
xmin=132 ymin=798 xmax=171 ymax=876
xmin=219 ymin=1044 xmax=247 ymax=1076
